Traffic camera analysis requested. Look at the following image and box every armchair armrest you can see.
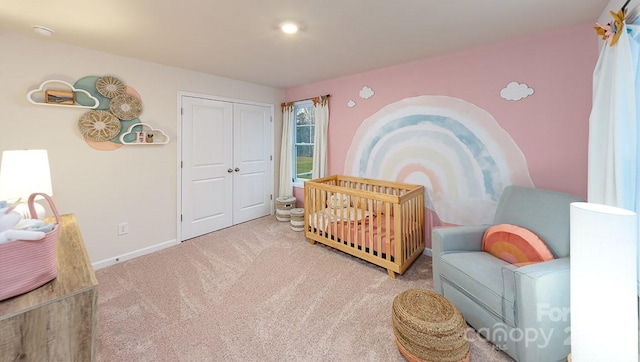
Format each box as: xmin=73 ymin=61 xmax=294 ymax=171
xmin=432 ymin=225 xmax=489 ymax=254
xmin=513 ymin=258 xmax=571 ymax=361
xmin=516 ymin=257 xmax=569 ymax=276
xmin=432 ymin=225 xmax=489 ymax=294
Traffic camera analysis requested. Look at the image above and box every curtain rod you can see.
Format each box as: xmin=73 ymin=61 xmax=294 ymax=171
xmin=281 ymin=94 xmax=330 ymax=107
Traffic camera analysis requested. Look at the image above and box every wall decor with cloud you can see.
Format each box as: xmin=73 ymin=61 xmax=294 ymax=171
xmin=347 ymin=85 xmax=376 ymax=108
xmin=500 ymin=81 xmax=534 ymax=101
xmin=27 ymin=76 xmax=168 ymax=151
xmin=344 ymin=95 xmax=534 ymax=225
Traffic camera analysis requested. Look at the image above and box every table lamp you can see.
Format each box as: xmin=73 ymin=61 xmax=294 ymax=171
xmin=0 ymin=150 xmax=53 ymax=219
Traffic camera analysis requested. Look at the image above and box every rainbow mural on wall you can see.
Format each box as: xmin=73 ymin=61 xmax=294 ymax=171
xmin=344 ymin=96 xmax=533 ymax=225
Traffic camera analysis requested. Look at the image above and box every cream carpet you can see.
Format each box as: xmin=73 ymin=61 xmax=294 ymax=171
xmin=95 ymin=215 xmax=513 ymax=361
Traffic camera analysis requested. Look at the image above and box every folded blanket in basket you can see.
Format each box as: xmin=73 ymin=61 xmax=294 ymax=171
xmin=0 ymin=201 xmax=47 ymax=244
xmin=15 ymin=218 xmax=55 ymax=233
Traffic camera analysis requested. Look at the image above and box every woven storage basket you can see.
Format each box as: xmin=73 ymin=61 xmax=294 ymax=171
xmin=290 ymin=208 xmax=304 ymax=231
xmin=275 ymin=196 xmax=296 ymax=222
xmin=392 ymin=289 xmax=470 ymax=362
xmin=0 ymin=193 xmax=60 ymax=301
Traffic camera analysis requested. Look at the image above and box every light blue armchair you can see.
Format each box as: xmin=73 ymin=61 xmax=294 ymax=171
xmin=432 ymin=185 xmax=583 ymax=362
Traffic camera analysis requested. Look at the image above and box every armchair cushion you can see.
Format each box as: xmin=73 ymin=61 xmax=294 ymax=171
xmin=482 ymin=224 xmax=554 ymax=265
xmin=440 ymin=252 xmax=518 ymax=326
xmin=492 ymin=186 xmax=582 ymax=258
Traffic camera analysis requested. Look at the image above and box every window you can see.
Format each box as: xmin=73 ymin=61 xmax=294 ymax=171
xmin=293 ymin=100 xmax=315 ymax=184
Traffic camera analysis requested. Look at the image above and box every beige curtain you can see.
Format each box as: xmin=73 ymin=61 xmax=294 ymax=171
xmin=311 ymin=95 xmax=330 ymax=179
xmin=278 ymin=102 xmax=294 ymax=197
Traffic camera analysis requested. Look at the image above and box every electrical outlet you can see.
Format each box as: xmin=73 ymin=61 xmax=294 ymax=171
xmin=118 ymin=222 xmax=129 ymax=236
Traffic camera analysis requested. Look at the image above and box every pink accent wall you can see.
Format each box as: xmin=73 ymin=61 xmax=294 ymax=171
xmin=288 ymin=22 xmax=597 ymax=245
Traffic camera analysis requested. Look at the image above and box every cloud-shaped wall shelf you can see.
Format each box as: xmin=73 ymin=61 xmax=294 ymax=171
xmin=119 ymin=122 xmax=169 ymax=145
xmin=27 ymin=80 xmax=100 ymax=109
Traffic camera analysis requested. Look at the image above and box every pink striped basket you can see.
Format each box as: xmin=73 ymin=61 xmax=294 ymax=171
xmin=0 ymin=193 xmax=60 ymax=301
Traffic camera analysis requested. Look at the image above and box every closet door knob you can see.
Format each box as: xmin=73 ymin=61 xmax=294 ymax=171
xmin=227 ymin=168 xmax=233 ymax=173
xmin=234 ymin=168 xmax=240 ymax=172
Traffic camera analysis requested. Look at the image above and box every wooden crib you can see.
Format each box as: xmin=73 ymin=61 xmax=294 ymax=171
xmin=304 ymin=175 xmax=425 ymax=279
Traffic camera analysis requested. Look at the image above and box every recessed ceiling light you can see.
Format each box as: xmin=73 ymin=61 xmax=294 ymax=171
xmin=280 ymin=22 xmax=299 ymax=35
xmin=32 ymin=26 xmax=54 ymax=37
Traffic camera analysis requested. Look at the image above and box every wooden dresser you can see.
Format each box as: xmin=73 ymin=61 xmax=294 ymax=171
xmin=0 ymin=214 xmax=98 ymax=361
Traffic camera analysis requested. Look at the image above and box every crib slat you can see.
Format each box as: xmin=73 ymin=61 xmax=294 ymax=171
xmin=360 ymin=197 xmax=366 ymax=254
xmin=367 ymin=198 xmax=374 ymax=256
xmin=344 ymin=192 xmax=351 ymax=245
xmin=385 ymin=202 xmax=391 ymax=259
xmin=376 ymin=199 xmax=382 ymax=260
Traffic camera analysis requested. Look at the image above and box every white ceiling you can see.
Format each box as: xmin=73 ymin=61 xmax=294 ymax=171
xmin=0 ymin=0 xmax=610 ymax=89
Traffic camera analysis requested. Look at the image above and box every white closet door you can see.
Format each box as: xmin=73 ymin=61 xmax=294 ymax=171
xmin=181 ymin=96 xmax=233 ymax=240
xmin=232 ymin=103 xmax=272 ymax=224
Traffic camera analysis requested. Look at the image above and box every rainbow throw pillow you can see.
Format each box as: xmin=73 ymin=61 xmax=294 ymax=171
xmin=482 ymin=224 xmax=554 ymax=266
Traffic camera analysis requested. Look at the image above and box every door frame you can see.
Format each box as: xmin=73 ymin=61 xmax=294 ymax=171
xmin=176 ymin=91 xmax=275 ymax=242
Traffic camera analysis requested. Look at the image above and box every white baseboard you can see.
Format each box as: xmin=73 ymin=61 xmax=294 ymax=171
xmin=422 ymin=247 xmax=432 ymax=257
xmin=92 ymin=238 xmax=179 ymax=270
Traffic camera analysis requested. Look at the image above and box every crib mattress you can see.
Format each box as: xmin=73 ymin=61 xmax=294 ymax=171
xmin=308 ymin=208 xmax=396 ymax=257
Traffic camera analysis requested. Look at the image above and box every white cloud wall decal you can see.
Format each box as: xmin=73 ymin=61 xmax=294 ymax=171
xmin=359 ymin=86 xmax=375 ymax=99
xmin=500 ymin=82 xmax=534 ymax=101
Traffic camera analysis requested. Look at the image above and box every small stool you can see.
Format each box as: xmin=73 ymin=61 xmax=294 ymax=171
xmin=392 ymin=289 xmax=469 ymax=362
xmin=290 ymin=208 xmax=304 ymax=232
xmin=275 ymin=196 xmax=296 ymax=222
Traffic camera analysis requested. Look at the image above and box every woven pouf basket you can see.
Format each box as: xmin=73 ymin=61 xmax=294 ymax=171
xmin=275 ymin=196 xmax=297 ymax=221
xmin=392 ymin=289 xmax=470 ymax=362
xmin=290 ymin=208 xmax=304 ymax=231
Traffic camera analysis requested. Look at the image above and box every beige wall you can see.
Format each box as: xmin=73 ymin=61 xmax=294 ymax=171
xmin=0 ymin=30 xmax=284 ymax=265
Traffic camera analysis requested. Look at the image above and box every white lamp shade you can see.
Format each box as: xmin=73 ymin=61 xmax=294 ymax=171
xmin=0 ymin=150 xmax=53 ymax=202
xmin=570 ymin=202 xmax=638 ymax=361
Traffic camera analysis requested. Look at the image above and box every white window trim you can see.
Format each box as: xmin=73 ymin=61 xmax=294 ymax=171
xmin=292 ymin=100 xmax=314 ymax=187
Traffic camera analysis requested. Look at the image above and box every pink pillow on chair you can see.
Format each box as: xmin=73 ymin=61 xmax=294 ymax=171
xmin=482 ymin=224 xmax=554 ymax=265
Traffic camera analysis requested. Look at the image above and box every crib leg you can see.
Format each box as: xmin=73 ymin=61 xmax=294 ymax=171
xmin=309 ymin=238 xmax=316 ymax=245
xmin=387 ymin=269 xmax=396 ymax=279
